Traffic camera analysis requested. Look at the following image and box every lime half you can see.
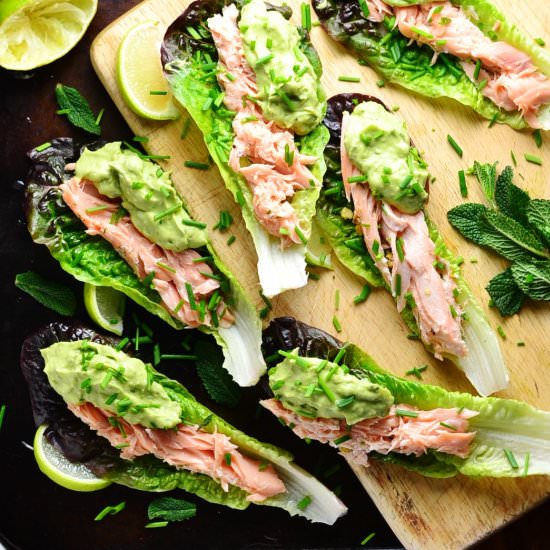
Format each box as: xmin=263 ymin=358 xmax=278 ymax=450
xmin=117 ymin=20 xmax=180 ymax=120
xmin=34 ymin=424 xmax=112 ymax=492
xmin=0 ymin=0 xmax=98 ymax=71
xmin=83 ymin=283 xmax=126 ymax=336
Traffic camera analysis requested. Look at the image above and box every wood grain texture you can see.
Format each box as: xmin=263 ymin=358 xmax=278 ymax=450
xmin=90 ymin=1 xmax=550 ymax=548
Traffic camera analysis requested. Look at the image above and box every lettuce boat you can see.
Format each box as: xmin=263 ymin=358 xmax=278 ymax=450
xmin=24 ymin=138 xmax=264 ymax=386
xmin=162 ymin=0 xmax=330 ymax=297
xmin=313 ymin=0 xmax=550 ymax=129
xmin=316 ymin=93 xmax=507 ymax=395
xmin=21 ymin=320 xmax=347 ymax=523
xmin=261 ymin=317 xmax=550 ymax=478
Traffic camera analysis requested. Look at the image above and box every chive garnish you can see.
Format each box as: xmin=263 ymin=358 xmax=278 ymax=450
xmin=458 ymin=170 xmax=467 ymax=197
xmin=511 ymin=149 xmax=518 ymax=166
xmin=497 ymin=325 xmax=506 ymax=339
xmin=236 ymin=190 xmax=245 ymax=206
xmin=94 ymin=501 xmax=126 ymax=521
xmin=132 ymin=135 xmax=149 ymax=143
xmin=180 ymin=117 xmax=191 ymax=139
xmin=534 ymin=37 xmax=545 ymax=47
xmin=225 ymin=72 xmax=236 ymax=81
xmin=85 ymin=205 xmax=109 ymax=214
xmin=149 ymin=90 xmax=168 ymax=96
xmin=284 ymin=143 xmax=294 ymax=166
xmin=315 ymin=359 xmax=328 ymax=374
xmin=338 ymin=75 xmax=361 ymax=83
xmin=358 ymin=0 xmax=370 ymax=18
xmin=224 ymin=453 xmax=232 ymax=466
xmin=336 ymin=396 xmax=355 ymax=408
xmin=395 ymin=409 xmax=418 ymax=418
xmin=523 ymin=453 xmax=530 ymax=476
xmin=156 ymin=261 xmax=176 ymax=273
xmin=332 ymin=315 xmax=342 ymax=333
xmin=447 ymin=134 xmax=463 ymax=157
xmin=35 ymin=141 xmax=52 ymax=152
xmin=192 ymin=255 xmax=213 ymax=263
xmin=184 ymin=160 xmax=209 ymax=170
xmin=227 ymin=235 xmax=236 ymax=246
xmin=105 ymin=393 xmax=118 ymax=406
xmin=185 ymin=282 xmax=197 ymax=310
xmin=256 ymin=53 xmax=274 ymax=65
xmin=347 ymin=175 xmax=369 ymax=183
xmin=394 ymin=273 xmax=402 ymax=296
xmin=504 ymin=449 xmax=519 ymax=469
xmin=333 ymin=434 xmax=351 ymax=445
xmin=301 ymin=3 xmax=311 ymax=32
xmin=294 ymin=225 xmax=308 ymax=245
xmin=524 ymin=153 xmax=542 ymax=166
xmin=297 ymin=495 xmax=312 ymax=510
xmin=277 ymin=89 xmax=295 ymax=110
xmin=0 ymin=404 xmax=6 ymax=431
xmin=279 ymin=227 xmax=290 ymax=236
xmin=142 ymin=271 xmax=155 ymax=288
xmin=153 ymin=343 xmax=161 ymax=366
xmin=405 ymin=364 xmax=428 ymax=379
xmin=395 ymin=237 xmax=405 ymax=262
xmin=410 ymin=26 xmax=434 ymax=39
xmin=488 ymin=113 xmax=498 ymax=128
xmin=517 ymin=341 xmax=526 ymax=347
xmin=186 ymin=26 xmax=201 ymax=40
xmin=440 ymin=421 xmax=457 ymax=430
xmin=478 ymin=78 xmax=488 ymax=90
xmin=145 ymin=521 xmax=169 ymax=529
xmin=353 ymin=284 xmax=371 ymax=304
xmin=473 ymin=59 xmax=482 ymax=80
xmin=182 ymin=218 xmax=207 ymax=229
xmin=154 ymin=205 xmax=180 ymax=222
xmin=160 ymin=354 xmax=197 ymax=361
xmin=115 ymin=337 xmax=129 ymax=351
xmin=376 ymin=79 xmax=385 ymax=87
xmin=360 ymin=533 xmax=376 ymax=546
xmin=399 ymin=173 xmax=413 ymax=189
xmin=533 ymin=129 xmax=543 ymax=148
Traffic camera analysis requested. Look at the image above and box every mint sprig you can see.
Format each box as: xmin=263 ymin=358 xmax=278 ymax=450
xmin=15 ymin=271 xmax=77 ymax=316
xmin=55 ymin=83 xmax=101 ymax=135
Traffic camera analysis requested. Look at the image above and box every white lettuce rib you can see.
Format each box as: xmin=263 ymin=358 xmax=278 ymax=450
xmin=454 ymin=301 xmax=509 ymax=396
xmin=255 ymin=229 xmax=308 ymax=297
xmin=265 ymin=457 xmax=348 ymax=524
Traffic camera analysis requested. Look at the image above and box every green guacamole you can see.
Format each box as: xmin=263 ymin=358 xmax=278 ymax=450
xmin=75 ymin=142 xmax=208 ymax=252
xmin=42 ymin=341 xmax=181 ymax=429
xmin=239 ymin=0 xmax=325 ymax=135
xmin=268 ymin=351 xmax=394 ymax=425
xmin=344 ymin=102 xmax=429 ymax=214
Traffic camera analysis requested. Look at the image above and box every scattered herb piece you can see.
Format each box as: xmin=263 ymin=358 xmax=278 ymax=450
xmin=496 ymin=325 xmax=506 ymax=340
xmin=458 ymin=170 xmax=467 ymax=198
xmin=533 ymin=129 xmax=542 ymax=148
xmin=55 ymin=83 xmax=101 ymax=135
xmin=395 ymin=409 xmax=419 ymax=418
xmin=94 ymin=501 xmax=126 ymax=521
xmin=405 ymin=364 xmax=428 ymax=380
xmin=297 ymin=495 xmax=312 ymax=510
xmin=15 ymin=271 xmax=77 ymax=316
xmin=338 ymin=75 xmax=360 ymax=83
xmin=332 ymin=315 xmax=342 ymax=333
xmin=301 ymin=3 xmax=311 ymax=32
xmin=534 ymin=37 xmax=546 ymax=47
xmin=35 ymin=142 xmax=52 ymax=152
xmin=226 ymin=235 xmax=236 ymax=246
xmin=0 ymin=404 xmax=5 ymax=431
xmin=353 ymin=285 xmax=371 ymax=304
xmin=503 ymin=448 xmax=519 ymax=469
xmin=524 ymin=153 xmax=542 ymax=166
xmin=523 ymin=453 xmax=530 ymax=476
xmin=361 ymin=533 xmax=376 ymax=546
xmin=184 ymin=160 xmax=209 ymax=170
xmin=447 ymin=134 xmax=463 ymax=157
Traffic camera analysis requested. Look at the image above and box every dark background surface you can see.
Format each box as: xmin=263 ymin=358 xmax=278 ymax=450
xmin=0 ymin=1 xmax=548 ymax=549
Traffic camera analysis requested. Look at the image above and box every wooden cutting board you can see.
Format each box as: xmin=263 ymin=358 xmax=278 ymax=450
xmin=91 ymin=1 xmax=550 ymax=548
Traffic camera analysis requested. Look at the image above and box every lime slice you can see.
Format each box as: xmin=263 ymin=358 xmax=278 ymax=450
xmin=117 ymin=20 xmax=180 ymax=120
xmin=0 ymin=0 xmax=98 ymax=71
xmin=34 ymin=424 xmax=112 ymax=492
xmin=83 ymin=283 xmax=126 ymax=336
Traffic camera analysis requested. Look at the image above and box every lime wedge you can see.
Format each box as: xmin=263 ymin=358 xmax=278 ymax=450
xmin=34 ymin=424 xmax=112 ymax=492
xmin=83 ymin=283 xmax=126 ymax=336
xmin=117 ymin=20 xmax=180 ymax=120
xmin=0 ymin=0 xmax=98 ymax=71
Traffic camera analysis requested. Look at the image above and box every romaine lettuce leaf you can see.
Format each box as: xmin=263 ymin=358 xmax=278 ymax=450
xmin=163 ymin=1 xmax=329 ymax=297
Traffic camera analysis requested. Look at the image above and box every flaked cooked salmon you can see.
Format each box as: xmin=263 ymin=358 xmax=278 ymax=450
xmin=340 ymin=119 xmax=466 ymax=359
xmin=70 ymin=402 xmax=286 ymax=502
xmin=261 ymin=399 xmax=477 ymax=464
xmin=208 ymin=4 xmax=317 ymax=246
xmin=60 ymin=178 xmax=231 ymax=328
xmin=392 ymin=1 xmax=550 ymax=127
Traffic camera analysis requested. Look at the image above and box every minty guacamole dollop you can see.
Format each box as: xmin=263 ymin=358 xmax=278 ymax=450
xmin=344 ymin=101 xmax=429 ymax=214
xmin=268 ymin=350 xmax=394 ymax=425
xmin=75 ymin=142 xmax=208 ymax=252
xmin=239 ymin=0 xmax=325 ymax=135
xmin=42 ymin=340 xmax=181 ymax=429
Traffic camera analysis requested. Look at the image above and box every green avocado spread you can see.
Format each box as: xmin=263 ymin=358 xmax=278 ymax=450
xmin=239 ymin=0 xmax=325 ymax=135
xmin=42 ymin=340 xmax=181 ymax=429
xmin=75 ymin=142 xmax=208 ymax=252
xmin=344 ymin=102 xmax=429 ymax=214
xmin=268 ymin=350 xmax=394 ymax=425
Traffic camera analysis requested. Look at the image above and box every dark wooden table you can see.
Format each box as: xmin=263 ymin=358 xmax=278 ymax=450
xmin=0 ymin=1 xmax=547 ymax=548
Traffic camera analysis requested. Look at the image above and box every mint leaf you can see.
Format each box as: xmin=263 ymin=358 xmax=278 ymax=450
xmin=511 ymin=260 xmax=550 ymax=301
xmin=55 ymin=83 xmax=101 ymax=135
xmin=447 ymin=203 xmax=488 ymax=245
xmin=194 ymin=339 xmax=241 ymax=407
xmin=527 ymin=199 xmax=550 ymax=246
xmin=15 ymin=271 xmax=77 ymax=316
xmin=486 ymin=269 xmax=525 ymax=316
xmin=481 ymin=210 xmax=549 ymax=262
xmin=471 ymin=161 xmax=497 ymax=207
xmin=148 ymin=497 xmax=196 ymax=522
xmin=494 ymin=166 xmax=531 ymax=227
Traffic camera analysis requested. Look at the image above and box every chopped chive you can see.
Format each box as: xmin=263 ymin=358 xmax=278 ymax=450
xmin=180 ymin=117 xmax=191 ymax=139
xmin=225 ymin=72 xmax=236 ymax=81
xmin=497 ymin=325 xmax=506 ymax=339
xmin=192 ymin=255 xmax=213 ymax=264
xmin=156 ymin=261 xmax=176 ymax=274
xmin=399 ymin=173 xmax=413 ymax=189
xmin=149 ymin=90 xmax=168 ymax=96
xmin=85 ymin=205 xmax=109 ymax=214
xmin=517 ymin=341 xmax=526 ymax=347
xmin=105 ymin=393 xmax=118 ymax=406
xmin=504 ymin=448 xmax=519 ymax=469
xmin=279 ymin=227 xmax=290 ymax=236
xmin=182 ymin=218 xmax=207 ymax=229
xmin=394 ymin=273 xmax=402 ymax=296
xmin=115 ymin=337 xmax=129 ymax=351
xmin=440 ymin=421 xmax=457 ymax=430
xmin=473 ymin=59 xmax=482 ymax=80
xmin=315 ymin=359 xmax=328 ymax=374
xmin=56 ymin=108 xmax=70 ymax=114
xmin=318 ymin=374 xmax=336 ymax=402
xmin=294 ymin=225 xmax=308 ymax=245
xmin=523 ymin=452 xmax=530 ymax=476
xmin=224 ymin=452 xmax=232 ymax=466
xmin=184 ymin=160 xmax=210 ymax=170
xmin=333 ymin=345 xmax=348 ymax=365
xmin=435 ymin=39 xmax=447 ymax=47
xmin=410 ymin=26 xmax=433 ymax=39
xmin=533 ymin=129 xmax=543 ymax=148
xmin=458 ymin=170 xmax=467 ymax=197
xmin=301 ymin=3 xmax=311 ymax=32
xmin=185 ymin=282 xmax=197 ymax=310
xmin=524 ymin=153 xmax=542 ymax=165
xmin=405 ymin=364 xmax=428 ymax=379
xmin=160 ymin=354 xmax=197 ymax=361
xmin=333 ymin=434 xmax=351 ymax=445
xmin=284 ymin=143 xmax=294 ymax=166
xmin=488 ymin=113 xmax=498 ymax=128
xmin=153 ymin=343 xmax=161 ymax=366
xmin=35 ymin=141 xmax=52 ymax=152
xmin=297 ymin=495 xmax=312 ymax=510
xmin=395 ymin=237 xmax=405 ymax=262
xmin=361 ymin=532 xmax=376 ymax=546
xmin=131 ymin=135 xmax=148 ymax=143
xmin=94 ymin=501 xmax=126 ymax=521
xmin=277 ymin=89 xmax=295 ymax=110
xmin=395 ymin=409 xmax=418 ymax=418
xmin=142 ymin=272 xmax=155 ymax=289
xmin=186 ymin=26 xmax=201 ymax=40
xmin=336 ymin=395 xmax=355 ymax=408
xmin=227 ymin=235 xmax=236 ymax=246
xmin=154 ymin=205 xmax=180 ymax=222
xmin=256 ymin=53 xmax=274 ymax=65
xmin=447 ymin=134 xmax=463 ymax=157
xmin=201 ymin=97 xmax=213 ymax=111
xmin=241 ymin=116 xmax=258 ymax=123
xmin=353 ymin=284 xmax=371 ymax=304
xmin=213 ymin=210 xmax=234 ymax=231
xmin=534 ymin=37 xmax=545 ymax=47
xmin=347 ymin=175 xmax=369 ymax=183
xmin=376 ymin=79 xmax=385 ymax=87
xmin=358 ymin=0 xmax=370 ymax=18
xmin=478 ymin=78 xmax=488 ymax=90
xmin=338 ymin=75 xmax=361 ymax=83
xmin=332 ymin=315 xmax=342 ymax=333
xmin=236 ymin=190 xmax=245 ymax=206
xmin=145 ymin=521 xmax=169 ymax=529
xmin=510 ymin=150 xmax=517 ymax=166
xmin=0 ymin=404 xmax=6 ymax=431
xmin=94 ymin=107 xmax=105 ymax=126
